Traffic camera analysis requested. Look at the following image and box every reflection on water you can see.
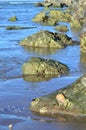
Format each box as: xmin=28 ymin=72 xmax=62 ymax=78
xmin=23 ymin=46 xmax=58 ymax=56
xmin=23 ymin=75 xmax=61 ymax=82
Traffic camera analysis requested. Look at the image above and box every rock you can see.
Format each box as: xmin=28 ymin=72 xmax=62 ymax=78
xmin=30 ymin=74 xmax=86 ymax=119
xmin=70 ymin=0 xmax=86 ymax=30
xmin=54 ymin=25 xmax=69 ymax=32
xmin=6 ymin=26 xmax=36 ymax=30
xmin=80 ymin=32 xmax=86 ymax=53
xmin=20 ymin=30 xmax=73 ymax=48
xmin=48 ymin=10 xmax=71 ymax=22
xmin=8 ymin=16 xmax=17 ymax=22
xmin=32 ymin=12 xmax=49 ymax=22
xmin=22 ymin=57 xmax=69 ymax=78
xmin=32 ymin=10 xmax=71 ymax=25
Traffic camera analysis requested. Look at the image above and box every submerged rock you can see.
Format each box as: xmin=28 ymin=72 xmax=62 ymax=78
xmin=30 ymin=74 xmax=86 ymax=119
xmin=6 ymin=26 xmax=36 ymax=30
xmin=8 ymin=16 xmax=17 ymax=22
xmin=22 ymin=57 xmax=69 ymax=78
xmin=54 ymin=25 xmax=69 ymax=32
xmin=20 ymin=30 xmax=73 ymax=48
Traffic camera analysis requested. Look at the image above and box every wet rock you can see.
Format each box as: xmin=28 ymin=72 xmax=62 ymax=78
xmin=8 ymin=16 xmax=17 ymax=22
xmin=54 ymin=25 xmax=69 ymax=32
xmin=20 ymin=30 xmax=73 ymax=48
xmin=30 ymin=74 xmax=86 ymax=119
xmin=22 ymin=57 xmax=69 ymax=78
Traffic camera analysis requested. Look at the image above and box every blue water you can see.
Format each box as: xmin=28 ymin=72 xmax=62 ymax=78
xmin=0 ymin=1 xmax=86 ymax=130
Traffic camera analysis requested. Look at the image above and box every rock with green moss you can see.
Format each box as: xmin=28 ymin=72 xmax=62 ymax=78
xmin=8 ymin=16 xmax=17 ymax=22
xmin=30 ymin=74 xmax=86 ymax=119
xmin=22 ymin=57 xmax=69 ymax=79
xmin=20 ymin=30 xmax=73 ymax=48
xmin=55 ymin=25 xmax=69 ymax=32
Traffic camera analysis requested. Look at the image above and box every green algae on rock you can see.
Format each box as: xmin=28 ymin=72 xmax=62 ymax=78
xmin=8 ymin=16 xmax=17 ymax=22
xmin=20 ymin=30 xmax=73 ymax=48
xmin=22 ymin=57 xmax=69 ymax=78
xmin=30 ymin=74 xmax=86 ymax=119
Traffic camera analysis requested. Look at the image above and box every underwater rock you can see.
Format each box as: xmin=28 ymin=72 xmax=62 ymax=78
xmin=30 ymin=74 xmax=86 ymax=119
xmin=22 ymin=57 xmax=69 ymax=78
xmin=54 ymin=25 xmax=69 ymax=32
xmin=8 ymin=16 xmax=17 ymax=22
xmin=20 ymin=30 xmax=73 ymax=48
xmin=6 ymin=26 xmax=36 ymax=30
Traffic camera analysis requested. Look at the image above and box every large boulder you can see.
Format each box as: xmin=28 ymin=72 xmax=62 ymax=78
xmin=30 ymin=74 xmax=86 ymax=119
xmin=20 ymin=30 xmax=73 ymax=48
xmin=22 ymin=57 xmax=69 ymax=79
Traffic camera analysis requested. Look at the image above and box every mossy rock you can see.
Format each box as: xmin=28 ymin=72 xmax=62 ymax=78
xmin=20 ymin=30 xmax=73 ymax=48
xmin=22 ymin=57 xmax=69 ymax=78
xmin=8 ymin=16 xmax=17 ymax=22
xmin=32 ymin=12 xmax=48 ymax=22
xmin=49 ymin=10 xmax=71 ymax=22
xmin=30 ymin=74 xmax=86 ymax=119
xmin=55 ymin=25 xmax=69 ymax=32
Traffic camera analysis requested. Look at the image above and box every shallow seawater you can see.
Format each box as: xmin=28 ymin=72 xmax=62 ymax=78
xmin=0 ymin=1 xmax=86 ymax=130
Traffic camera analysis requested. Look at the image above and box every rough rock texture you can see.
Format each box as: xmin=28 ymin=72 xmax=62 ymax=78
xmin=20 ymin=30 xmax=73 ymax=48
xmin=30 ymin=74 xmax=86 ymax=119
xmin=22 ymin=57 xmax=69 ymax=78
